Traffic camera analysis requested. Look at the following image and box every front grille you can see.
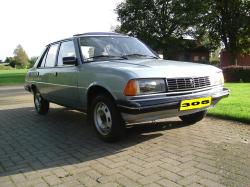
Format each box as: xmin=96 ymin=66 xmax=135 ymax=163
xmin=166 ymin=76 xmax=211 ymax=92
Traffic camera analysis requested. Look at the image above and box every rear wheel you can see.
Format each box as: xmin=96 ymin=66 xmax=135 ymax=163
xmin=34 ymin=90 xmax=49 ymax=115
xmin=179 ymin=110 xmax=207 ymax=124
xmin=90 ymin=94 xmax=125 ymax=142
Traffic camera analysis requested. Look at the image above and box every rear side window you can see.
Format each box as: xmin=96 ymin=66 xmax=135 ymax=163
xmin=44 ymin=44 xmax=59 ymax=67
xmin=57 ymin=41 xmax=76 ymax=66
xmin=40 ymin=51 xmax=47 ymax=67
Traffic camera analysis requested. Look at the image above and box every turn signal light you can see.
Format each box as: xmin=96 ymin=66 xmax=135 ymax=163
xmin=124 ymin=80 xmax=137 ymax=96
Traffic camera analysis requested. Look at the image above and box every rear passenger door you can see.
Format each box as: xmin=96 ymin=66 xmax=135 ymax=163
xmin=50 ymin=40 xmax=80 ymax=108
xmin=42 ymin=43 xmax=60 ymax=102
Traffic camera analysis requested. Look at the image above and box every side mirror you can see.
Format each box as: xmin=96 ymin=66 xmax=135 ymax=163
xmin=158 ymin=54 xmax=163 ymax=59
xmin=63 ymin=57 xmax=78 ymax=66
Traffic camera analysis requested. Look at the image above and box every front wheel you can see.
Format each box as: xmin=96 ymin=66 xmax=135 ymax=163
xmin=34 ymin=91 xmax=49 ymax=115
xmin=90 ymin=94 xmax=125 ymax=142
xmin=179 ymin=110 xmax=207 ymax=124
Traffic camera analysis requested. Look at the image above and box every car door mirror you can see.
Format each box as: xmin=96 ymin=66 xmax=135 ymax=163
xmin=158 ymin=54 xmax=163 ymax=59
xmin=63 ymin=57 xmax=78 ymax=66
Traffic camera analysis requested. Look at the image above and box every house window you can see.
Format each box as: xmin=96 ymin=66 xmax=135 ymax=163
xmin=194 ymin=56 xmax=199 ymax=61
xmin=201 ymin=56 xmax=206 ymax=60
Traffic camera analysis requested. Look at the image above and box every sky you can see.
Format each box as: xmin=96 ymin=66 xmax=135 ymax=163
xmin=0 ymin=0 xmax=123 ymax=60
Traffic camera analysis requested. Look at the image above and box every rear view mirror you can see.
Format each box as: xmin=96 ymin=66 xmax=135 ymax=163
xmin=63 ymin=57 xmax=78 ymax=65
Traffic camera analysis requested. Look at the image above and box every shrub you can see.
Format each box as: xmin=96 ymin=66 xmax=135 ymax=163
xmin=223 ymin=66 xmax=250 ymax=82
xmin=210 ymin=60 xmax=220 ymax=67
xmin=0 ymin=65 xmax=14 ymax=70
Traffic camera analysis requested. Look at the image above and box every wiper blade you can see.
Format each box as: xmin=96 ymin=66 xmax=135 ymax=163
xmin=84 ymin=55 xmax=127 ymax=61
xmin=123 ymin=53 xmax=158 ymax=59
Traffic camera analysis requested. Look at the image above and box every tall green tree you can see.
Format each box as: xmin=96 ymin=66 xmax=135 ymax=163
xmin=196 ymin=0 xmax=250 ymax=64
xmin=116 ymin=0 xmax=250 ymax=64
xmin=4 ymin=57 xmax=17 ymax=68
xmin=29 ymin=56 xmax=38 ymax=68
xmin=13 ymin=44 xmax=29 ymax=68
xmin=116 ymin=0 xmax=202 ymax=59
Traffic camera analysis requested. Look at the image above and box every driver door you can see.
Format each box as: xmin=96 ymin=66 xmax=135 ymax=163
xmin=48 ymin=40 xmax=80 ymax=108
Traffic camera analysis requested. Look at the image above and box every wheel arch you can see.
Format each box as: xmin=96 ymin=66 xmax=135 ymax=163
xmin=30 ymin=84 xmax=37 ymax=93
xmin=86 ymin=85 xmax=117 ymax=113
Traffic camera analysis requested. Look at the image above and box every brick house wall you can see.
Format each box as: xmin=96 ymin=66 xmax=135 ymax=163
xmin=190 ymin=52 xmax=209 ymax=63
xmin=173 ymin=51 xmax=209 ymax=62
xmin=220 ymin=51 xmax=250 ymax=67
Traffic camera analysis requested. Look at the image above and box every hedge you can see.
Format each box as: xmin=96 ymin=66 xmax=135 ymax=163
xmin=0 ymin=64 xmax=14 ymax=70
xmin=223 ymin=66 xmax=250 ymax=82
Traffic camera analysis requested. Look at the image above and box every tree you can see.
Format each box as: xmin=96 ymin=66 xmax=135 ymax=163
xmin=180 ymin=0 xmax=250 ymax=65
xmin=29 ymin=56 xmax=38 ymax=68
xmin=116 ymin=0 xmax=250 ymax=64
xmin=13 ymin=44 xmax=29 ymax=68
xmin=116 ymin=0 xmax=202 ymax=59
xmin=4 ymin=57 xmax=17 ymax=68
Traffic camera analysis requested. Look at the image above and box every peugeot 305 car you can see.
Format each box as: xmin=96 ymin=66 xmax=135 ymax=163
xmin=25 ymin=32 xmax=229 ymax=142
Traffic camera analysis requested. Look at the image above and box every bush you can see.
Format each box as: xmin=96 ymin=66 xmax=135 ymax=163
xmin=0 ymin=65 xmax=14 ymax=70
xmin=210 ymin=60 xmax=220 ymax=67
xmin=223 ymin=66 xmax=250 ymax=82
xmin=198 ymin=60 xmax=210 ymax=65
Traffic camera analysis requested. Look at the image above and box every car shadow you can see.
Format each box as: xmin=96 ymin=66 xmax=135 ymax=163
xmin=0 ymin=106 xmax=188 ymax=177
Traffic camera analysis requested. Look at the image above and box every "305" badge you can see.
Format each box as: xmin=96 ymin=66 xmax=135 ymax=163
xmin=180 ymin=97 xmax=212 ymax=111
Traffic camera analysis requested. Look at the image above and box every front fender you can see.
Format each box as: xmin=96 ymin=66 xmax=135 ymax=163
xmin=86 ymin=82 xmax=118 ymax=101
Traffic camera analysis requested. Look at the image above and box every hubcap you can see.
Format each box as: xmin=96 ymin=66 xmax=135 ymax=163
xmin=94 ymin=102 xmax=112 ymax=136
xmin=34 ymin=93 xmax=41 ymax=111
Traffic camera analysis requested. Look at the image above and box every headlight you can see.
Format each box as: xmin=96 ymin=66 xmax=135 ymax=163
xmin=124 ymin=79 xmax=166 ymax=96
xmin=210 ymin=72 xmax=224 ymax=86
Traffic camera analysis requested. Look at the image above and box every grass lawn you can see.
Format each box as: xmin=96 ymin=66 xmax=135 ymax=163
xmin=0 ymin=69 xmax=28 ymax=85
xmin=208 ymin=83 xmax=250 ymax=123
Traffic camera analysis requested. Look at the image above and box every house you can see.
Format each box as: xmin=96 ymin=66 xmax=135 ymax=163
xmin=159 ymin=39 xmax=210 ymax=63
xmin=220 ymin=50 xmax=250 ymax=67
xmin=174 ymin=45 xmax=209 ymax=63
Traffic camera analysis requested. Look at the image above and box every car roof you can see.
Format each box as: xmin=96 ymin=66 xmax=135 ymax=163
xmin=47 ymin=32 xmax=128 ymax=46
xmin=73 ymin=32 xmax=126 ymax=37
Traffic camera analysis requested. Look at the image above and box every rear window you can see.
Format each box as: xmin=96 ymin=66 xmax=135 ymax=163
xmin=35 ymin=48 xmax=48 ymax=68
xmin=40 ymin=51 xmax=47 ymax=67
xmin=57 ymin=41 xmax=76 ymax=66
xmin=44 ymin=44 xmax=59 ymax=67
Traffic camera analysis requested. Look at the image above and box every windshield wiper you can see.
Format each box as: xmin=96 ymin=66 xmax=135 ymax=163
xmin=84 ymin=55 xmax=127 ymax=61
xmin=122 ymin=53 xmax=158 ymax=59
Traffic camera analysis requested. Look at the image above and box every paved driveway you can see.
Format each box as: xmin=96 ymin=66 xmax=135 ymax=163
xmin=0 ymin=86 xmax=249 ymax=187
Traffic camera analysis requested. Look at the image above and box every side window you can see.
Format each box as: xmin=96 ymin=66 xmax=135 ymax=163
xmin=44 ymin=44 xmax=59 ymax=67
xmin=35 ymin=47 xmax=48 ymax=68
xmin=40 ymin=50 xmax=48 ymax=67
xmin=57 ymin=41 xmax=76 ymax=66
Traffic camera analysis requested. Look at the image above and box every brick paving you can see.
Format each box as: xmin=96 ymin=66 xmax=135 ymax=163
xmin=0 ymin=86 xmax=249 ymax=187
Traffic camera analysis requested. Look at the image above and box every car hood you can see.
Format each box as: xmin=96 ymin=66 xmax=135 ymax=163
xmin=90 ymin=59 xmax=221 ymax=78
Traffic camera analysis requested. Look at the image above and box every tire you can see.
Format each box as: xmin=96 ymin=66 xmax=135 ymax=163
xmin=34 ymin=90 xmax=49 ymax=115
xmin=90 ymin=94 xmax=125 ymax=142
xmin=179 ymin=110 xmax=207 ymax=124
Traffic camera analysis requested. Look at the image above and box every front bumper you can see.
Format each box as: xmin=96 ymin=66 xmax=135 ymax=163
xmin=117 ymin=87 xmax=229 ymax=123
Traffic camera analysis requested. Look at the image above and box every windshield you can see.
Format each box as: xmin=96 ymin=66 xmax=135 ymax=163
xmin=79 ymin=36 xmax=158 ymax=62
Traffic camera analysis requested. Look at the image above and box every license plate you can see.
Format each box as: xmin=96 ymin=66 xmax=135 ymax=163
xmin=180 ymin=97 xmax=212 ymax=111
